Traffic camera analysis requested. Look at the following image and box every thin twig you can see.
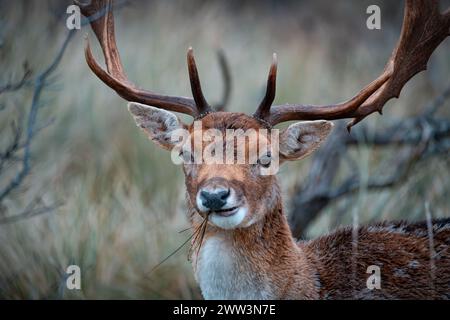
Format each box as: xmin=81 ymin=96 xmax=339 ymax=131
xmin=0 ymin=30 xmax=75 ymax=203
xmin=0 ymin=63 xmax=32 ymax=95
xmin=0 ymin=202 xmax=62 ymax=225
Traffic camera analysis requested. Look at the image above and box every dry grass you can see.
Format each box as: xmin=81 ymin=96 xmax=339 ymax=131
xmin=0 ymin=0 xmax=449 ymax=299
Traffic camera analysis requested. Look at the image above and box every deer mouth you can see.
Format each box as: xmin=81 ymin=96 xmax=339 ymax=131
xmin=210 ymin=206 xmax=239 ymax=217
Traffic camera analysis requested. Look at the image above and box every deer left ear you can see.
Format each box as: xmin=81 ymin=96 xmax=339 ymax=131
xmin=128 ymin=102 xmax=187 ymax=150
xmin=279 ymin=120 xmax=334 ymax=161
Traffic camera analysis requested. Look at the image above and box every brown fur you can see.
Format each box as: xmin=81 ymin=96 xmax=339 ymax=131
xmin=180 ymin=113 xmax=450 ymax=299
xmin=184 ymin=113 xmax=277 ymax=227
xmin=303 ymin=219 xmax=450 ymax=299
xmin=188 ymin=195 xmax=450 ymax=299
xmin=187 ymin=181 xmax=320 ymax=299
xmin=129 ymin=109 xmax=450 ymax=299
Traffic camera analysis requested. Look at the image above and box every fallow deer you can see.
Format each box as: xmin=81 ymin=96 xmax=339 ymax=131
xmin=78 ymin=0 xmax=450 ymax=299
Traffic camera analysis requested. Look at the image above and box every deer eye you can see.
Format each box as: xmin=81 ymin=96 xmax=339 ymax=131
xmin=257 ymin=152 xmax=272 ymax=168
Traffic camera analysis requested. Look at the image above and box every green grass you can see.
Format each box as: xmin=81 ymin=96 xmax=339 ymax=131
xmin=0 ymin=0 xmax=449 ymax=299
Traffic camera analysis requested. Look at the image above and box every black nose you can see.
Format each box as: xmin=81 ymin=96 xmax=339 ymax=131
xmin=200 ymin=189 xmax=230 ymax=211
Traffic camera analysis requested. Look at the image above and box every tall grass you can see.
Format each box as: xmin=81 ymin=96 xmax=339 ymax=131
xmin=0 ymin=0 xmax=449 ymax=299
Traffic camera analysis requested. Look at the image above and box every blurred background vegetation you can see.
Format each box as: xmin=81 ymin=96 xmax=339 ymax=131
xmin=0 ymin=0 xmax=449 ymax=299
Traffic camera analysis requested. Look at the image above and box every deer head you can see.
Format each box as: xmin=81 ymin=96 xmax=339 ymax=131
xmin=125 ymin=57 xmax=334 ymax=229
xmin=78 ymin=0 xmax=450 ymax=232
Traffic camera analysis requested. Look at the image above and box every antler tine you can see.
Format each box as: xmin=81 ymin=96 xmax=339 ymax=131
xmin=187 ymin=48 xmax=212 ymax=116
xmin=264 ymin=0 xmax=450 ymax=130
xmin=253 ymin=53 xmax=278 ymax=121
xmin=79 ymin=0 xmax=206 ymax=118
xmin=214 ymin=49 xmax=231 ymax=112
xmin=83 ymin=37 xmax=195 ymax=115
xmin=267 ymin=69 xmax=391 ymax=125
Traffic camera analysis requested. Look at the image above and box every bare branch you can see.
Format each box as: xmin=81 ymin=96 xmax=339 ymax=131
xmin=0 ymin=63 xmax=32 ymax=95
xmin=289 ymin=135 xmax=449 ymax=238
xmin=0 ymin=30 xmax=75 ymax=203
xmin=289 ymin=86 xmax=450 ymax=239
xmin=0 ymin=202 xmax=62 ymax=225
xmin=0 ymin=120 xmax=23 ymax=174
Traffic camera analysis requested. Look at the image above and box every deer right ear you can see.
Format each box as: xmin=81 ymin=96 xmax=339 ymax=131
xmin=279 ymin=120 xmax=333 ymax=161
xmin=128 ymin=102 xmax=186 ymax=150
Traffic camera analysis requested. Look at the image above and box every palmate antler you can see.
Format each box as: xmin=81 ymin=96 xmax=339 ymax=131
xmin=254 ymin=0 xmax=450 ymax=130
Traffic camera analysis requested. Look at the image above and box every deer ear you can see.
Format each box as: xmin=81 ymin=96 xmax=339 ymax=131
xmin=128 ymin=102 xmax=186 ymax=150
xmin=279 ymin=120 xmax=333 ymax=161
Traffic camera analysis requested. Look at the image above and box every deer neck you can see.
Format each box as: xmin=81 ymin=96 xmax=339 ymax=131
xmin=187 ymin=183 xmax=320 ymax=300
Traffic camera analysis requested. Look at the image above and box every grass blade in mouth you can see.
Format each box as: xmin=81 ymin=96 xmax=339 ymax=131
xmin=148 ymin=221 xmax=205 ymax=276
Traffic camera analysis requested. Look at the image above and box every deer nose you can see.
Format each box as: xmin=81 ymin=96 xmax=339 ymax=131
xmin=199 ymin=188 xmax=230 ymax=211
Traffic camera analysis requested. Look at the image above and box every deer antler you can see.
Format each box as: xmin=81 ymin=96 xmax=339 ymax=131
xmin=214 ymin=49 xmax=232 ymax=112
xmin=254 ymin=0 xmax=450 ymax=130
xmin=77 ymin=0 xmax=211 ymax=118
